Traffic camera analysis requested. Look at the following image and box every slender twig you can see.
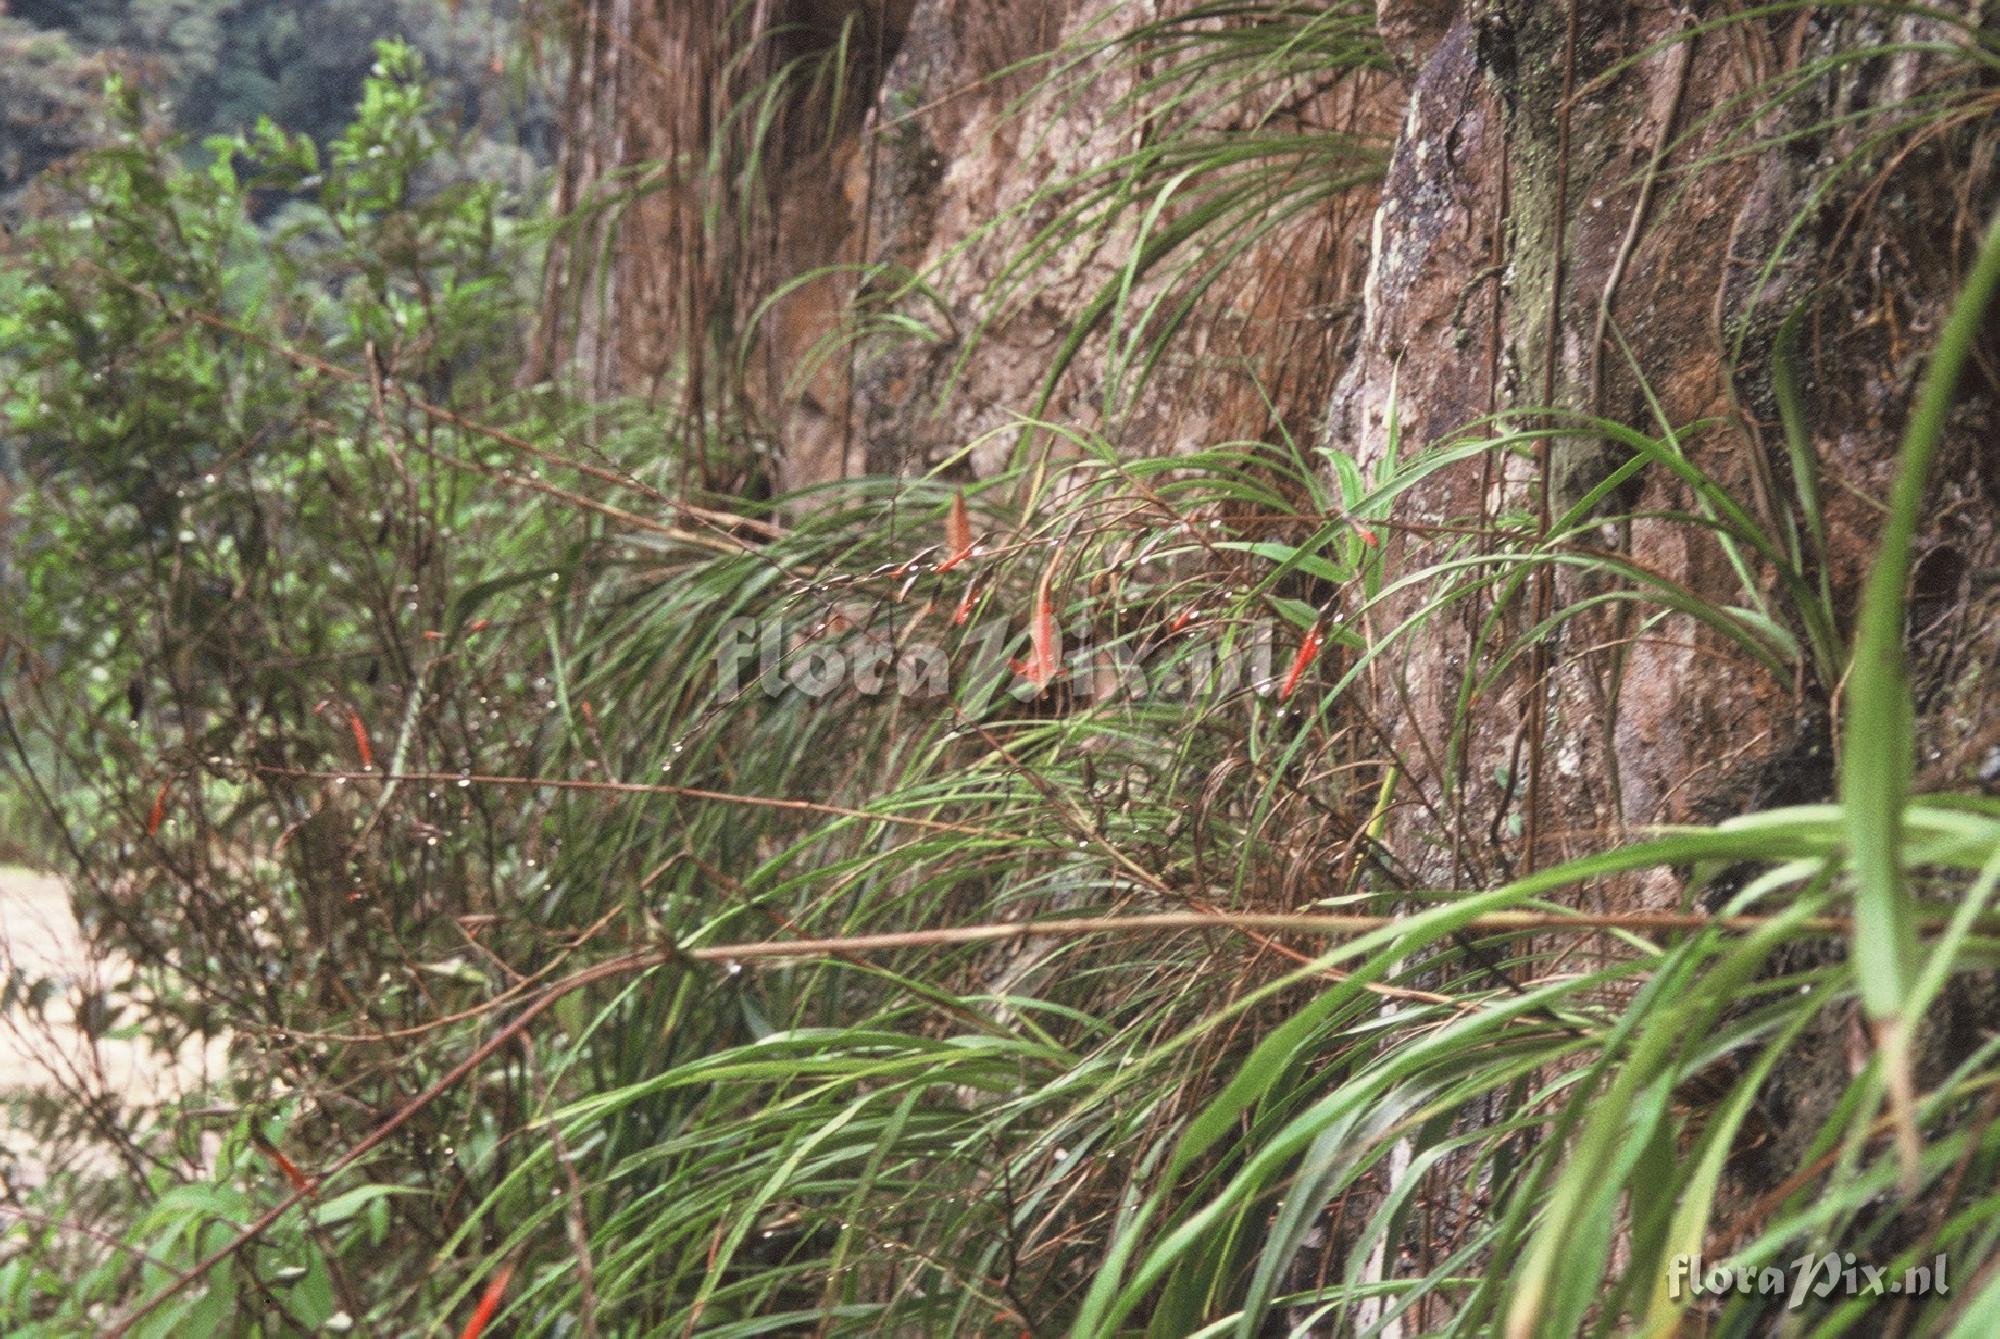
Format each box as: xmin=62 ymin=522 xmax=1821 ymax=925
xmin=675 ymin=908 xmax=1883 ymax=962
xmin=254 ymin=766 xmax=1006 ymax=838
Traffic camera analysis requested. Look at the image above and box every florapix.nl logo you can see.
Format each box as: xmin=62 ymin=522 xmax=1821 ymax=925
xmin=712 ymin=611 xmax=1297 ymax=705
xmin=1668 ymin=1251 xmax=1949 ymax=1309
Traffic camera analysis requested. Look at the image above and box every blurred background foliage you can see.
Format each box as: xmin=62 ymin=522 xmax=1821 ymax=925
xmin=0 ymin=0 xmax=549 ymax=212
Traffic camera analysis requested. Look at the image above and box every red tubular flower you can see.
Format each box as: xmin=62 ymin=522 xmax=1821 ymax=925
xmin=458 ymin=1260 xmax=517 ymax=1339
xmin=1279 ymin=623 xmax=1325 ymax=702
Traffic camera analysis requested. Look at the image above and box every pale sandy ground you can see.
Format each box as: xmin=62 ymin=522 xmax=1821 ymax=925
xmin=0 ymin=866 xmax=229 ymax=1186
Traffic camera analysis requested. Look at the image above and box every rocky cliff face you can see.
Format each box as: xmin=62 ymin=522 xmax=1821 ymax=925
xmin=831 ymin=0 xmax=1395 ymax=488
xmin=555 ymin=0 xmax=1995 ymax=871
